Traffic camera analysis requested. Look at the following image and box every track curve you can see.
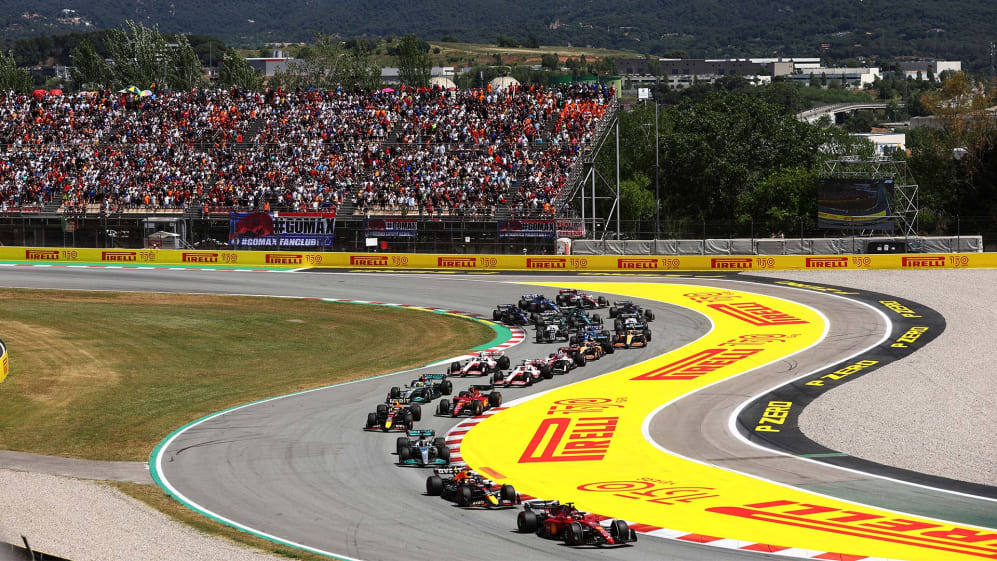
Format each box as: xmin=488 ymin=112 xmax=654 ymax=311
xmin=0 ymin=267 xmax=991 ymax=561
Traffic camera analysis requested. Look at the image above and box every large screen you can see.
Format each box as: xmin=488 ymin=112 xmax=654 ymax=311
xmin=817 ymin=178 xmax=894 ymax=231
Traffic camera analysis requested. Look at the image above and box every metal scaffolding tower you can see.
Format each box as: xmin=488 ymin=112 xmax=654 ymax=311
xmin=822 ymin=155 xmax=920 ymax=237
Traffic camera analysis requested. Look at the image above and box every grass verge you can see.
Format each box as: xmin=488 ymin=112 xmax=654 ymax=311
xmin=0 ymin=288 xmax=493 ymax=461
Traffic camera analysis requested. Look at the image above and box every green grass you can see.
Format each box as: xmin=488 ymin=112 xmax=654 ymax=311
xmin=0 ymin=289 xmax=493 ymax=461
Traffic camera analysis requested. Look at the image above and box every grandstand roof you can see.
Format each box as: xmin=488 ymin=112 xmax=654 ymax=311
xmin=489 ymin=76 xmax=520 ymax=90
xmin=429 ymin=77 xmax=457 ymax=90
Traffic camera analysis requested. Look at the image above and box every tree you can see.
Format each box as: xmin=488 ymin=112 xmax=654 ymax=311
xmin=396 ymin=34 xmax=431 ymax=87
xmin=0 ymin=50 xmax=32 ymax=93
xmin=541 ymin=53 xmax=559 ymax=70
xmin=339 ymin=40 xmax=381 ymax=90
xmin=70 ymin=39 xmax=111 ymax=90
xmin=218 ymin=48 xmax=262 ymax=90
xmin=167 ymin=33 xmax=204 ymax=91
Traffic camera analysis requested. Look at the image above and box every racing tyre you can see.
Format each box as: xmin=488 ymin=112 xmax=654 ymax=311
xmin=389 ymin=386 xmax=401 ymax=399
xmin=409 ymin=404 xmax=422 ymax=422
xmin=441 ymin=380 xmax=452 ymax=395
xmin=644 ymin=329 xmax=652 ymax=341
xmin=366 ymin=412 xmax=376 ymax=429
xmin=493 ymin=309 xmax=501 ymax=321
xmin=449 ymin=361 xmax=461 ymax=374
xmin=437 ymin=399 xmax=450 ymax=416
xmin=500 ymin=484 xmax=517 ymax=503
xmin=376 ymin=403 xmax=388 ymax=418
xmin=614 ymin=320 xmax=624 ymax=332
xmin=540 ymin=366 xmax=553 ymax=379
xmin=458 ymin=485 xmax=473 ymax=507
xmin=433 ymin=437 xmax=446 ymax=449
xmin=609 ymin=306 xmax=618 ymax=318
xmin=573 ymin=352 xmax=586 ymax=367
xmin=610 ymin=519 xmax=630 ymax=543
xmin=569 ymin=335 xmax=578 ymax=345
xmin=396 ymin=436 xmax=409 ymax=455
xmin=426 ymin=475 xmax=444 ymax=496
xmin=535 ymin=333 xmax=544 ymax=344
xmin=645 ymin=310 xmax=654 ymax=321
xmin=564 ymin=522 xmax=584 ymax=545
xmin=472 ymin=401 xmax=484 ymax=415
xmin=398 ymin=445 xmax=410 ymax=462
xmin=403 ymin=412 xmax=414 ymax=429
xmin=438 ymin=445 xmax=450 ymax=462
xmin=421 ymin=388 xmax=432 ymax=401
xmin=598 ymin=296 xmax=608 ymax=306
xmin=593 ymin=313 xmax=602 ymax=324
xmin=497 ymin=355 xmax=510 ymax=370
xmin=517 ymin=510 xmax=539 ymax=533
xmin=488 ymin=392 xmax=502 ymax=408
xmin=492 ymin=372 xmax=504 ymax=384
xmin=603 ymin=343 xmax=615 ymax=354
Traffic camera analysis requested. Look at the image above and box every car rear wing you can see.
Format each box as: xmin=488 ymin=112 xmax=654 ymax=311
xmin=477 ymin=351 xmax=506 ymax=358
xmin=521 ymin=293 xmax=543 ymax=300
xmin=557 ymin=289 xmax=578 ymax=294
xmin=469 ymin=384 xmax=494 ymax=391
xmin=423 ymin=373 xmax=447 ymax=381
xmin=433 ymin=466 xmax=462 ymax=476
xmin=523 ymin=499 xmax=561 ymax=511
xmin=613 ymin=301 xmax=635 ymax=306
xmin=407 ymin=429 xmax=436 ymax=437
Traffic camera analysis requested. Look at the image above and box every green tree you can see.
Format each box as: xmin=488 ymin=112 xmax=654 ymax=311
xmin=339 ymin=40 xmax=381 ymax=90
xmin=541 ymin=53 xmax=559 ymax=69
xmin=167 ymin=33 xmax=204 ymax=90
xmin=218 ymin=48 xmax=262 ymax=90
xmin=70 ymin=39 xmax=111 ymax=90
xmin=0 ymin=50 xmax=32 ymax=93
xmin=396 ymin=34 xmax=431 ymax=87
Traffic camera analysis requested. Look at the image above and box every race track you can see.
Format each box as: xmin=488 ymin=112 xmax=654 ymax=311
xmin=1 ymin=267 xmax=993 ymax=561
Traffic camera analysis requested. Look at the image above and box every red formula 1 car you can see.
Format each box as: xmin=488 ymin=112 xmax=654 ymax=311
xmin=449 ymin=351 xmax=511 ymax=377
xmin=492 ymin=359 xmax=553 ymax=387
xmin=556 ymin=289 xmax=609 ymax=309
xmin=436 ymin=384 xmax=502 ymax=417
xmin=517 ymin=500 xmax=637 ymax=546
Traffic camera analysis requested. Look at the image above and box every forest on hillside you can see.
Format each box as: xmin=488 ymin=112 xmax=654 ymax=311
xmin=3 ymin=0 xmax=996 ymax=72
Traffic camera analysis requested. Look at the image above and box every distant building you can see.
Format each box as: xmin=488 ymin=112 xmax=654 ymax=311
xmin=898 ymin=60 xmax=961 ymax=80
xmin=614 ymin=57 xmax=778 ymax=93
xmin=381 ymin=66 xmax=455 ymax=85
xmin=852 ymin=132 xmax=906 ymax=156
xmin=789 ymin=67 xmax=880 ymax=87
xmin=244 ymin=57 xmax=304 ymax=77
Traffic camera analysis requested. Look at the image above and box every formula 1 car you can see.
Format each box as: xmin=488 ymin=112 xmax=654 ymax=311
xmin=396 ymin=429 xmax=450 ymax=466
xmin=519 ymin=294 xmax=560 ymax=314
xmin=517 ymin=500 xmax=637 ymax=546
xmin=567 ymin=339 xmax=607 ymax=362
xmin=388 ymin=374 xmax=453 ymax=403
xmin=613 ymin=311 xmax=648 ymax=334
xmin=569 ymin=326 xmax=615 ymax=354
xmin=426 ymin=466 xmax=519 ymax=508
xmin=449 ymin=351 xmax=511 ymax=377
xmin=436 ymin=384 xmax=502 ymax=417
xmin=609 ymin=300 xmax=655 ymax=321
xmin=492 ymin=304 xmax=530 ymax=326
xmin=555 ymin=289 xmax=608 ymax=309
xmin=364 ymin=400 xmax=422 ymax=432
xmin=561 ymin=305 xmax=603 ymax=328
xmin=535 ymin=312 xmax=571 ymax=344
xmin=546 ymin=347 xmax=587 ymax=374
xmin=612 ymin=327 xmax=651 ymax=349
xmin=492 ymin=360 xmax=553 ymax=387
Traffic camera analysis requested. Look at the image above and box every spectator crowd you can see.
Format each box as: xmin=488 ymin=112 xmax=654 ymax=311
xmin=0 ymin=83 xmax=615 ymax=218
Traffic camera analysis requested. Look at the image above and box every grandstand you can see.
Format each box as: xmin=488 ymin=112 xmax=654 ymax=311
xmin=0 ymin=84 xmax=615 ymax=231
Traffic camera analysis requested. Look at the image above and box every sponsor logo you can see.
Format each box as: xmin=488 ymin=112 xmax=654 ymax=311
xmin=519 ymin=417 xmax=618 ymax=462
xmin=350 ymin=255 xmax=389 ymax=266
xmin=707 ymin=302 xmax=809 ymax=326
xmin=755 ymin=400 xmax=793 ymax=433
xmin=879 ymin=300 xmax=922 ymax=318
xmin=25 ymin=249 xmax=59 ymax=260
xmin=902 ymin=256 xmax=946 ymax=268
xmin=892 ymin=326 xmax=929 ymax=348
xmin=805 ymin=360 xmax=878 ymax=387
xmin=265 ymin=254 xmax=303 ymax=265
xmin=774 ymin=280 xmax=859 ymax=295
xmin=102 ymin=251 xmax=136 ymax=262
xmin=618 ymin=258 xmax=658 ymax=269
xmin=182 ymin=252 xmax=219 ymax=263
xmin=806 ymin=257 xmax=848 ymax=268
xmin=711 ymin=258 xmax=753 ymax=270
xmin=526 ymin=257 xmax=567 ymax=269
xmin=437 ymin=257 xmax=477 ymax=268
xmin=577 ymin=478 xmax=720 ymax=505
xmin=708 ymin=500 xmax=997 ymax=558
xmin=632 ymin=348 xmax=765 ymax=381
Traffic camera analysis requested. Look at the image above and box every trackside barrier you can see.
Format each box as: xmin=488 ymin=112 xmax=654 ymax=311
xmin=1 ymin=247 xmax=996 ymax=271
xmin=0 ymin=337 xmax=8 ymax=384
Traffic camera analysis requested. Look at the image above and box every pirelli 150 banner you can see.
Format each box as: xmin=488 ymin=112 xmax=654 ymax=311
xmin=0 ymin=337 xmax=8 ymax=384
xmin=229 ymin=212 xmax=336 ymax=248
xmin=817 ymin=178 xmax=894 ymax=231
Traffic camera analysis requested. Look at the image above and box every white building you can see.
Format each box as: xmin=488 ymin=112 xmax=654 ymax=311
xmin=852 ymin=132 xmax=906 ymax=156
xmin=790 ymin=67 xmax=880 ymax=87
xmin=899 ymin=60 xmax=961 ymax=81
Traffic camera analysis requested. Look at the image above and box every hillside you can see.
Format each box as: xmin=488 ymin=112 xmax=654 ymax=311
xmin=4 ymin=0 xmax=995 ymax=70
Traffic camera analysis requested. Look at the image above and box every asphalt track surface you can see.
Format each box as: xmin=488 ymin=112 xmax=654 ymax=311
xmin=0 ymin=267 xmax=992 ymax=561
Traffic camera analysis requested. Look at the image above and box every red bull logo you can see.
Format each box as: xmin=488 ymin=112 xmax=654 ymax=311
xmin=350 ymin=255 xmax=389 ymax=266
xmin=707 ymin=302 xmax=810 ymax=326
xmin=438 ymin=257 xmax=477 ymax=268
xmin=711 ymin=258 xmax=753 ymax=270
xmin=632 ymin=348 xmax=765 ymax=381
xmin=231 ymin=212 xmax=274 ymax=238
xmin=25 ymin=249 xmax=59 ymax=260
xmin=526 ymin=258 xmax=566 ymax=269
xmin=182 ymin=252 xmax=218 ymax=263
xmin=618 ymin=258 xmax=658 ymax=269
xmin=902 ymin=256 xmax=946 ymax=268
xmin=265 ymin=254 xmax=303 ymax=265
xmin=806 ymin=257 xmax=848 ymax=268
xmin=519 ymin=417 xmax=618 ymax=463
xmin=102 ymin=251 xmax=136 ymax=262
